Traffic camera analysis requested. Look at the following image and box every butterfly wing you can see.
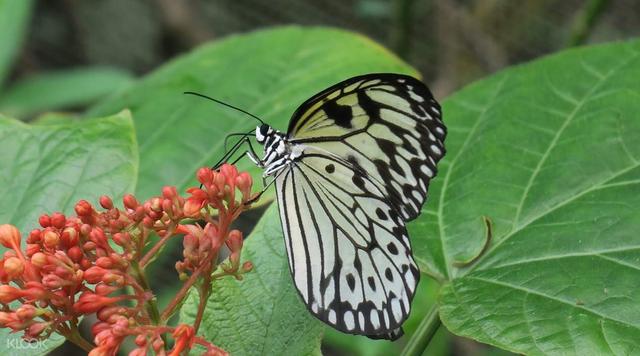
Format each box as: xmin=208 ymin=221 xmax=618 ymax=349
xmin=288 ymin=73 xmax=446 ymax=220
xmin=275 ymin=149 xmax=419 ymax=338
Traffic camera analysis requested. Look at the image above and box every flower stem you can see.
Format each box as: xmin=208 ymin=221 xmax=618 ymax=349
xmin=131 ymin=260 xmax=162 ymax=326
xmin=65 ymin=324 xmax=94 ymax=353
xmin=400 ymin=304 xmax=441 ymax=356
xmin=161 ymin=265 xmax=204 ymax=321
xmin=140 ymin=223 xmax=177 ymax=267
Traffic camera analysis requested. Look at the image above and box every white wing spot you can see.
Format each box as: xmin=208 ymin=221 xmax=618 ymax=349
xmin=370 ymin=310 xmax=380 ymax=329
xmin=408 ymin=90 xmax=425 ymax=103
xmin=391 ymin=298 xmax=403 ymax=323
xmin=430 ymin=144 xmax=442 ymax=156
xmin=435 ymin=126 xmax=445 ymax=135
xmin=358 ymin=311 xmax=365 ymax=329
xmin=328 ymin=310 xmax=337 ymax=324
xmin=344 ymin=311 xmax=355 ymax=330
xmin=421 ymin=165 xmax=434 ymax=177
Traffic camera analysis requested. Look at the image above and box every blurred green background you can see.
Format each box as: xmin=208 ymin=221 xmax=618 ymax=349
xmin=4 ymin=0 xmax=639 ymax=119
xmin=1 ymin=1 xmax=638 ymax=355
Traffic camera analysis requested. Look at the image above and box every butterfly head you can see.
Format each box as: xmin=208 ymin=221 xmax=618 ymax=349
xmin=255 ymin=124 xmax=272 ymax=143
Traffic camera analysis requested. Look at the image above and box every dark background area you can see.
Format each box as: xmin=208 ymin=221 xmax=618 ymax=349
xmin=12 ymin=0 xmax=639 ymax=100
xmin=5 ymin=1 xmax=638 ymax=355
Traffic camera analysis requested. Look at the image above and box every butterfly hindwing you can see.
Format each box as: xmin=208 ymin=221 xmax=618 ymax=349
xmin=275 ymin=149 xmax=419 ymax=337
xmin=288 ymin=73 xmax=446 ymax=220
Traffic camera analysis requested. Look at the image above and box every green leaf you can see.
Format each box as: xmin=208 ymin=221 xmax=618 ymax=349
xmin=87 ymin=26 xmax=416 ymax=200
xmin=180 ymin=205 xmax=324 ymax=355
xmin=0 ymin=0 xmax=34 ymax=87
xmin=0 ymin=111 xmax=138 ymax=234
xmin=0 ymin=67 xmax=134 ymax=118
xmin=410 ymin=40 xmax=640 ymax=353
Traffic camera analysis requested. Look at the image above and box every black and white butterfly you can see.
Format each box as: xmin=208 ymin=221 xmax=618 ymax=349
xmin=197 ymin=73 xmax=446 ymax=340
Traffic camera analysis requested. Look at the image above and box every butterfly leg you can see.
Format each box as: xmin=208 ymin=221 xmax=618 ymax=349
xmin=244 ymin=167 xmax=287 ymax=206
xmin=212 ymin=136 xmax=249 ymax=170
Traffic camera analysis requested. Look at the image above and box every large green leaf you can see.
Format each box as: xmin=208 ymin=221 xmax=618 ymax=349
xmin=0 ymin=0 xmax=34 ymax=87
xmin=409 ymin=40 xmax=640 ymax=353
xmin=0 ymin=67 xmax=134 ymax=118
xmin=0 ymin=111 xmax=138 ymax=234
xmin=180 ymin=205 xmax=324 ymax=355
xmin=0 ymin=111 xmax=138 ymax=354
xmin=87 ymin=26 xmax=416 ymax=200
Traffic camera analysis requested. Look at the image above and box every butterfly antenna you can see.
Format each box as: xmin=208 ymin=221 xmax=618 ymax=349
xmin=183 ymin=91 xmax=265 ymax=125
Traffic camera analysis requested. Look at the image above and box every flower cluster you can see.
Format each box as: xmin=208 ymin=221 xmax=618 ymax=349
xmin=0 ymin=164 xmax=256 ymax=355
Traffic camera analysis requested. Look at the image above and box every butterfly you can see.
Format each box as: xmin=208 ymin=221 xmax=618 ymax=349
xmin=195 ymin=73 xmax=446 ymax=340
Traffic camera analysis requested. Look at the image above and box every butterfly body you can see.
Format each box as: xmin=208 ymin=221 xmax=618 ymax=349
xmin=245 ymin=73 xmax=446 ymax=340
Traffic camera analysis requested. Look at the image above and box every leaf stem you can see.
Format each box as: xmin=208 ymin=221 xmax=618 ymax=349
xmin=400 ymin=303 xmax=441 ymax=356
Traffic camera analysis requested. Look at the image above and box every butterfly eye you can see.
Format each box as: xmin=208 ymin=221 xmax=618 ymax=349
xmin=259 ymin=124 xmax=270 ymax=136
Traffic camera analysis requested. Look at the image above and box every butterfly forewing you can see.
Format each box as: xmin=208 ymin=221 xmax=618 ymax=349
xmin=275 ymin=148 xmax=419 ymax=337
xmin=288 ymin=74 xmax=446 ymax=220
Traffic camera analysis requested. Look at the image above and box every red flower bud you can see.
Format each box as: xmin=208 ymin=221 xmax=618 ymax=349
xmin=16 ymin=304 xmax=37 ymax=320
xmin=80 ymin=258 xmax=93 ymax=270
xmin=149 ymin=197 xmax=163 ymax=212
xmin=50 ymin=212 xmax=66 ymax=229
xmin=61 ymin=227 xmax=79 ymax=247
xmin=67 ymin=246 xmax=83 ymax=262
xmin=42 ymin=274 xmax=68 ymax=288
xmin=236 ymin=172 xmax=253 ymax=193
xmin=112 ymin=232 xmax=131 ymax=248
xmin=226 ymin=230 xmax=243 ymax=253
xmin=0 ymin=224 xmax=21 ymax=249
xmin=99 ymin=196 xmax=113 ymax=209
xmin=135 ymin=334 xmax=147 ymax=346
xmin=162 ymin=186 xmax=178 ymax=199
xmin=96 ymin=257 xmax=113 ymax=269
xmin=84 ymin=266 xmax=108 ymax=284
xmin=26 ymin=322 xmax=49 ymax=338
xmin=220 ymin=164 xmax=238 ymax=182
xmin=38 ymin=214 xmax=51 ymax=228
xmin=242 ymin=261 xmax=254 ymax=273
xmin=197 ymin=167 xmax=214 ymax=185
xmin=0 ymin=285 xmax=21 ymax=303
xmin=74 ymin=292 xmax=125 ymax=314
xmin=31 ymin=252 xmax=48 ymax=267
xmin=43 ymin=230 xmax=60 ymax=249
xmin=75 ymin=200 xmax=93 ymax=216
xmin=89 ymin=228 xmax=108 ymax=247
xmin=142 ymin=217 xmax=155 ymax=228
xmin=123 ymin=194 xmax=139 ymax=210
xmin=20 ymin=282 xmax=47 ymax=300
xmin=80 ymin=223 xmax=92 ymax=236
xmin=3 ymin=257 xmax=24 ymax=279
xmin=95 ymin=284 xmax=119 ymax=296
xmin=183 ymin=199 xmax=205 ymax=218
xmin=27 ymin=229 xmax=41 ymax=243
xmin=162 ymin=199 xmax=175 ymax=217
xmin=26 ymin=244 xmax=40 ymax=256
